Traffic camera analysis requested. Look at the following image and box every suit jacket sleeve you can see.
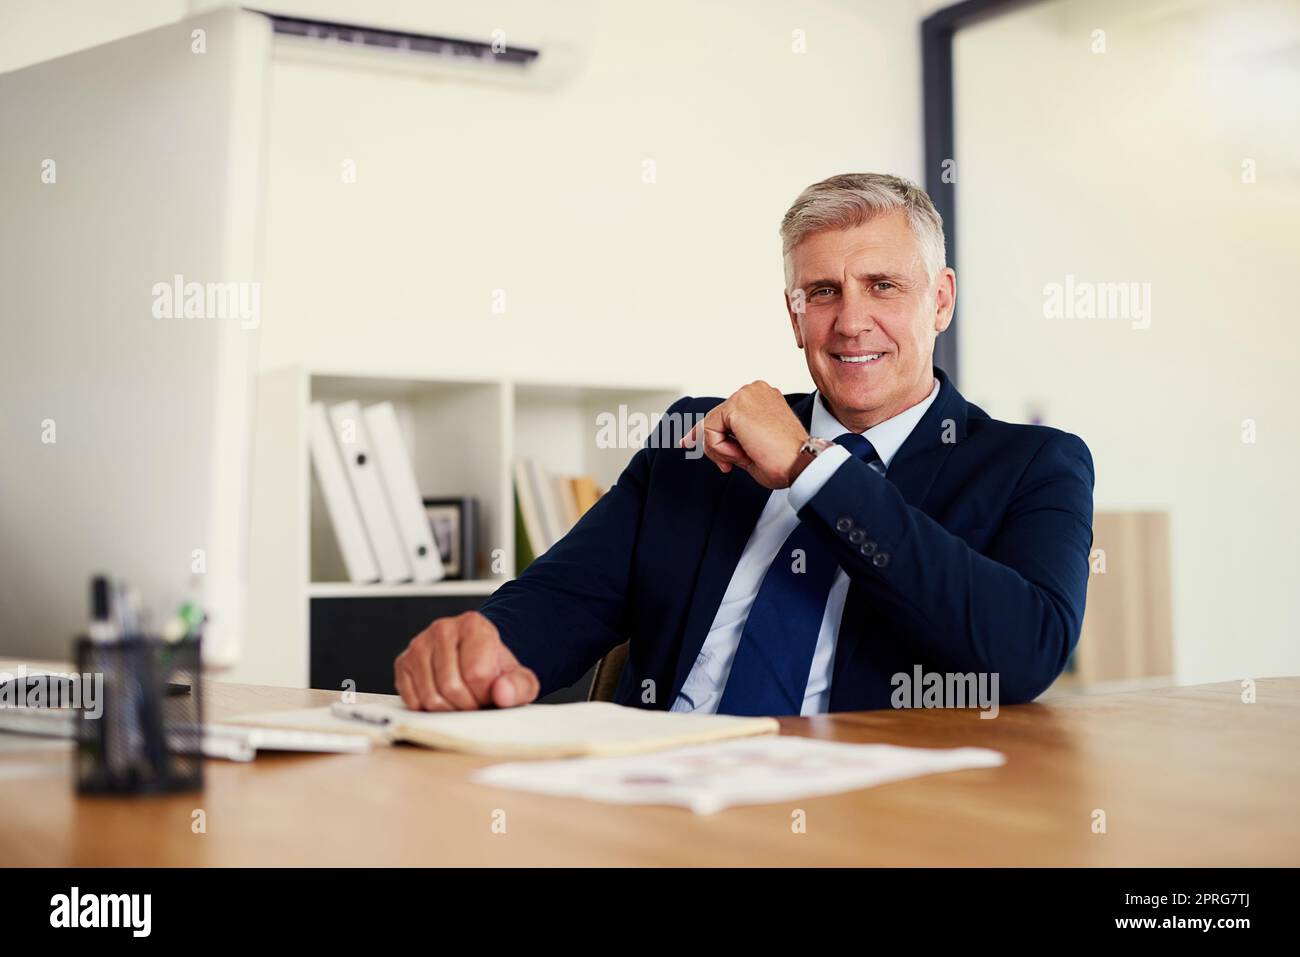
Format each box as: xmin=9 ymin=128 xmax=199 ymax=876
xmin=797 ymin=432 xmax=1095 ymax=703
xmin=477 ymin=397 xmax=694 ymax=696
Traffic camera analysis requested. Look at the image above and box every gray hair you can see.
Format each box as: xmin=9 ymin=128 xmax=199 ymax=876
xmin=779 ymin=173 xmax=947 ymax=291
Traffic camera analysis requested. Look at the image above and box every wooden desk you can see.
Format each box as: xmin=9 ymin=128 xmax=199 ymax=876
xmin=1 ymin=672 xmax=1296 ymax=866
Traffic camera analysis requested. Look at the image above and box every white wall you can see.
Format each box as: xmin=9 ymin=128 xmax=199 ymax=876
xmin=0 ymin=0 xmax=188 ymax=72
xmin=253 ymin=0 xmax=924 ymax=398
xmin=955 ymin=0 xmax=1300 ymax=685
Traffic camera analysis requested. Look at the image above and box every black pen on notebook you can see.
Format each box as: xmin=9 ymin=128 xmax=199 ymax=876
xmin=330 ymin=703 xmax=393 ymax=726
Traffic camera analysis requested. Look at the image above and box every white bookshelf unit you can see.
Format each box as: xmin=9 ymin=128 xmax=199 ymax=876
xmin=234 ymin=366 xmax=680 ymax=692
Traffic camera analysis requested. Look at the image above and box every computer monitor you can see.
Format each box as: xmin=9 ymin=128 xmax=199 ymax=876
xmin=0 ymin=11 xmax=267 ymax=667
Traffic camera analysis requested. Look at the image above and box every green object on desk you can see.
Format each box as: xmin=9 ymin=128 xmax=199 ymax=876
xmin=162 ymin=601 xmax=205 ymax=643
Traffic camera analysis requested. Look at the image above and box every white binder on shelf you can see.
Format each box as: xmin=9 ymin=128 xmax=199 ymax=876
xmin=307 ymin=402 xmax=380 ymax=584
xmin=514 ymin=458 xmax=549 ymax=555
xmin=328 ymin=401 xmax=413 ymax=584
xmin=521 ymin=458 xmax=560 ymax=551
xmin=363 ymin=401 xmax=445 ymax=583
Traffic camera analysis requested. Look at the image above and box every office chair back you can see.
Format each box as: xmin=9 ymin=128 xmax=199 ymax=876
xmin=587 ymin=641 xmax=630 ymax=703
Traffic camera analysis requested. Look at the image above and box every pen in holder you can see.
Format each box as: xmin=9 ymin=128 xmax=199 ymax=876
xmin=75 ymin=635 xmax=204 ymax=794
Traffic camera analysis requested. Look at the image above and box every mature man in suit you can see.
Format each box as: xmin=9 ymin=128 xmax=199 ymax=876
xmin=394 ymin=173 xmax=1095 ymax=716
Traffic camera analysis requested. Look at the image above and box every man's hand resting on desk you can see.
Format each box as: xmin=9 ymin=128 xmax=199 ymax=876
xmin=394 ymin=611 xmax=540 ymax=710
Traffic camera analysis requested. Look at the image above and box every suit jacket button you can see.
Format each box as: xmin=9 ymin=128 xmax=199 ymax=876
xmin=873 ymin=552 xmax=890 ymax=568
xmin=848 ymin=529 xmax=865 ymax=545
xmin=859 ymin=540 xmax=877 ymax=556
xmin=835 ymin=517 xmax=853 ymax=533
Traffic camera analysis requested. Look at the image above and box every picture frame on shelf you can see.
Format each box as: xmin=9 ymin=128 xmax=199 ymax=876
xmin=422 ymin=496 xmax=479 ymax=580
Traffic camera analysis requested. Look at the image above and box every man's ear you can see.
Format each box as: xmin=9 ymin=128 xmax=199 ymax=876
xmin=785 ymin=290 xmax=805 ymax=349
xmin=933 ymin=268 xmax=957 ymax=334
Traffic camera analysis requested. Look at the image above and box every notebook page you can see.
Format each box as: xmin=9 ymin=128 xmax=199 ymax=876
xmin=385 ymin=701 xmax=778 ymax=757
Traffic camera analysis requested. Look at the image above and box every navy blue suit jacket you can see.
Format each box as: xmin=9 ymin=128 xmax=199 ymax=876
xmin=480 ymin=368 xmax=1095 ymax=713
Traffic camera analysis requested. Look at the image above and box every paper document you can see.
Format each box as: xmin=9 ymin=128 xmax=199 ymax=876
xmin=229 ymin=701 xmax=779 ymax=759
xmin=471 ymin=736 xmax=1006 ymax=814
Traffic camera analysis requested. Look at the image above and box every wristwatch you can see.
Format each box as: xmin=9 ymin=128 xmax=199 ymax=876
xmin=798 ymin=435 xmax=835 ymax=459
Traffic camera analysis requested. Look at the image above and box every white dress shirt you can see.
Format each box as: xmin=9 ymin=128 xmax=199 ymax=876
xmin=669 ymin=379 xmax=940 ymax=715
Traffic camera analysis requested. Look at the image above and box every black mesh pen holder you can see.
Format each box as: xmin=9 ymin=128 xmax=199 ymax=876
xmin=74 ymin=635 xmax=204 ymax=795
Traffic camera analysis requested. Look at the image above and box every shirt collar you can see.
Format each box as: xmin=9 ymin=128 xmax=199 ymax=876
xmin=810 ymin=378 xmax=941 ymax=470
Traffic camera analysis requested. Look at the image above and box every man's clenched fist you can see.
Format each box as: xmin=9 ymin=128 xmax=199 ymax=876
xmin=394 ymin=611 xmax=540 ymax=711
xmin=680 ymin=380 xmax=812 ymax=489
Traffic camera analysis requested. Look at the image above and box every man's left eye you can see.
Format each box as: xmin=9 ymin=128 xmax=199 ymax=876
xmin=874 ymin=281 xmax=895 ymax=291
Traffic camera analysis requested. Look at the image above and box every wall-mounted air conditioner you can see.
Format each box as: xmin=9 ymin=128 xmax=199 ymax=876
xmin=192 ymin=0 xmax=592 ymax=89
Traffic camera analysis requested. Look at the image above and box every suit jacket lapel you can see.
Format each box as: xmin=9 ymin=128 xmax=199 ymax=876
xmin=877 ymin=367 xmax=967 ymax=509
xmin=668 ymin=393 xmax=816 ymax=705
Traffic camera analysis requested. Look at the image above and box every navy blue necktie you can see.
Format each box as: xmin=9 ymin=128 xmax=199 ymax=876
xmin=717 ymin=433 xmax=879 ymax=716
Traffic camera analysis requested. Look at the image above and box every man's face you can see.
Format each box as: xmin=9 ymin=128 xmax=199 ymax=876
xmin=785 ymin=211 xmax=955 ymax=430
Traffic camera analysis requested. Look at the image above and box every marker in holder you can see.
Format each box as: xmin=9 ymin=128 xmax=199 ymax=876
xmin=74 ymin=635 xmax=203 ymax=794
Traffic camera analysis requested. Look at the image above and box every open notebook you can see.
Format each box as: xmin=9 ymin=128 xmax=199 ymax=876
xmin=228 ymin=700 xmax=780 ymax=759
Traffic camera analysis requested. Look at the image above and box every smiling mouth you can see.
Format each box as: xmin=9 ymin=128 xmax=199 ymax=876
xmin=833 ymin=352 xmax=887 ymax=364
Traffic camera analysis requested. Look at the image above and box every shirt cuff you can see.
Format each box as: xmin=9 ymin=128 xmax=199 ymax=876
xmin=787 ymin=444 xmax=851 ymax=513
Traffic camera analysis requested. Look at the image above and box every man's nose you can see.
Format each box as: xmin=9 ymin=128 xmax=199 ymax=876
xmin=833 ymin=286 xmax=875 ymax=337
